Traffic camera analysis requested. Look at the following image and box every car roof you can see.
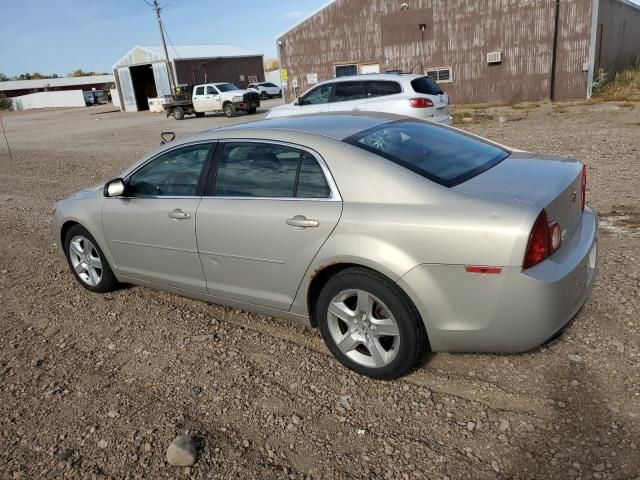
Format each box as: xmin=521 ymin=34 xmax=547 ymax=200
xmin=317 ymin=73 xmax=425 ymax=84
xmin=213 ymin=112 xmax=403 ymax=141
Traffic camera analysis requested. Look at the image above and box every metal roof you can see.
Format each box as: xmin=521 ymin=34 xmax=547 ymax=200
xmin=0 ymin=74 xmax=115 ymax=92
xmin=113 ymin=44 xmax=262 ymax=68
xmin=276 ymin=0 xmax=337 ymax=39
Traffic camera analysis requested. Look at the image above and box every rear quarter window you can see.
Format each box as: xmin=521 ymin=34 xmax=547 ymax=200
xmin=345 ymin=120 xmax=509 ymax=187
xmin=410 ymin=77 xmax=444 ymax=95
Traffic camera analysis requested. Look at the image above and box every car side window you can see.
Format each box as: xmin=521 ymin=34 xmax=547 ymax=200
xmin=194 ymin=86 xmax=205 ymax=96
xmin=297 ymin=153 xmax=331 ymax=198
xmin=206 ymin=86 xmax=217 ymax=95
xmin=332 ymin=82 xmax=366 ymax=103
xmin=366 ymin=81 xmax=402 ymax=98
xmin=301 ymin=84 xmax=334 ymax=105
xmin=128 ymin=144 xmax=211 ymax=197
xmin=213 ymin=143 xmax=331 ymax=199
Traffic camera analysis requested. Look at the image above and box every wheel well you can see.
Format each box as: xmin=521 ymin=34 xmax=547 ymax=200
xmin=60 ymin=220 xmax=80 ymax=247
xmin=307 ymin=263 xmax=402 ymax=327
xmin=223 ymin=101 xmax=232 ymax=106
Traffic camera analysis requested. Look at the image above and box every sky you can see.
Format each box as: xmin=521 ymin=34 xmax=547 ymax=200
xmin=2 ymin=0 xmax=639 ymax=78
xmin=0 ymin=0 xmax=329 ymax=77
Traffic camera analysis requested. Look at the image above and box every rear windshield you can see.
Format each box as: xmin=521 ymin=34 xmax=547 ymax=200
xmin=345 ymin=121 xmax=510 ymax=187
xmin=411 ymin=76 xmax=444 ymax=95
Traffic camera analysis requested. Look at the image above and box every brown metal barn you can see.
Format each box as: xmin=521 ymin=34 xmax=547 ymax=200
xmin=277 ymin=0 xmax=640 ymax=104
xmin=113 ymin=45 xmax=264 ymax=112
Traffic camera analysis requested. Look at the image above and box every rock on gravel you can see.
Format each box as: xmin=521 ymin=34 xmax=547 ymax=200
xmin=166 ymin=435 xmax=198 ymax=467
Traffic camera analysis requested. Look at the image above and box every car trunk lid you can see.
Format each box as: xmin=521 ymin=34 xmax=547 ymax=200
xmin=454 ymin=152 xmax=584 ymax=239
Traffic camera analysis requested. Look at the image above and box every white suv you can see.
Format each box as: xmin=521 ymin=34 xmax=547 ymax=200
xmin=266 ymin=74 xmax=451 ymax=125
xmin=248 ymin=82 xmax=282 ymax=99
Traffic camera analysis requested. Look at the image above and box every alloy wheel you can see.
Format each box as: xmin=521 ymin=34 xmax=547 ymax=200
xmin=327 ymin=289 xmax=400 ymax=368
xmin=68 ymin=235 xmax=103 ymax=287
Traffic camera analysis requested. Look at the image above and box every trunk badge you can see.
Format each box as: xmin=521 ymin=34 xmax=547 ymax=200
xmin=570 ymin=191 xmax=577 ymax=203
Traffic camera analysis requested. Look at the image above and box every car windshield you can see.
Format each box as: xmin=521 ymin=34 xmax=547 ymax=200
xmin=345 ymin=120 xmax=510 ymax=187
xmin=216 ymin=83 xmax=239 ymax=92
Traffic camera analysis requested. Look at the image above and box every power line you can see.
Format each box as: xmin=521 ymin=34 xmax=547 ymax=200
xmin=144 ymin=0 xmax=177 ymax=93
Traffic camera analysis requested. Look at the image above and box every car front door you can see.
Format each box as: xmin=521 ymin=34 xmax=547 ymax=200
xmin=205 ymin=85 xmax=222 ymax=111
xmin=328 ymin=81 xmax=368 ymax=112
xmin=196 ymin=141 xmax=342 ymax=311
xmin=295 ymin=83 xmax=335 ymax=115
xmin=102 ymin=142 xmax=214 ymax=292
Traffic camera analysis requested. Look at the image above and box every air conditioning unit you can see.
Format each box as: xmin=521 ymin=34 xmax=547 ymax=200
xmin=487 ymin=51 xmax=502 ymax=64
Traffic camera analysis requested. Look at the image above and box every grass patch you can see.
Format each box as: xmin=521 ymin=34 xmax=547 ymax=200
xmin=594 ymin=67 xmax=640 ymax=102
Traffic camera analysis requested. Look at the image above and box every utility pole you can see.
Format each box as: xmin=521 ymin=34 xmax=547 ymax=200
xmin=148 ymin=0 xmax=177 ymax=94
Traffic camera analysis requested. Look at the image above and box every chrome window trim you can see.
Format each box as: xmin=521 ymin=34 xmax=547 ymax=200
xmin=208 ymin=138 xmax=342 ymax=202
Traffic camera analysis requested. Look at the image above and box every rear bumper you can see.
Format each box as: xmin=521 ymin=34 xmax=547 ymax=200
xmin=398 ymin=206 xmax=598 ymax=352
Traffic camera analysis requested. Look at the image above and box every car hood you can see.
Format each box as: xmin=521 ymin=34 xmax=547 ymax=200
xmin=61 ymin=185 xmax=102 ymax=202
xmin=224 ymin=89 xmax=253 ymax=96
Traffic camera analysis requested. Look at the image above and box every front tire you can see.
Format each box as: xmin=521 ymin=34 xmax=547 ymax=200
xmin=223 ymin=103 xmax=235 ymax=118
xmin=64 ymin=225 xmax=118 ymax=293
xmin=247 ymin=107 xmax=257 ymax=115
xmin=260 ymin=92 xmax=268 ymax=100
xmin=316 ymin=268 xmax=427 ymax=379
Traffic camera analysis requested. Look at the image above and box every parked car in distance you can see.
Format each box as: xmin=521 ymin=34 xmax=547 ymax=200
xmin=266 ymin=74 xmax=452 ymax=125
xmin=164 ymin=82 xmax=260 ymax=120
xmin=52 ymin=112 xmax=597 ymax=379
xmin=248 ymin=82 xmax=283 ymax=99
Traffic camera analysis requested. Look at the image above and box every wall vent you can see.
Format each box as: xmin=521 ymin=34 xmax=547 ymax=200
xmin=487 ymin=51 xmax=502 ymax=64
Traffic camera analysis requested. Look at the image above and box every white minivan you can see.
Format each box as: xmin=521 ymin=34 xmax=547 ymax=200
xmin=266 ymin=74 xmax=451 ymax=125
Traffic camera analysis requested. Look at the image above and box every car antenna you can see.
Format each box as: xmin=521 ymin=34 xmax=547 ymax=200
xmin=160 ymin=131 xmax=175 ymax=144
xmin=0 ymin=115 xmax=14 ymax=163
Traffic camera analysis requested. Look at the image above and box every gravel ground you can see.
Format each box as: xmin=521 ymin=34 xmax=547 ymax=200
xmin=0 ymin=100 xmax=639 ymax=480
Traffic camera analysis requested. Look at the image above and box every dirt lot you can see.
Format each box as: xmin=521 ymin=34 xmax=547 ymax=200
xmin=1 ymin=100 xmax=639 ymax=480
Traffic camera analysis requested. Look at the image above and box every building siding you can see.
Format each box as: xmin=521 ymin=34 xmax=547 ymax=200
xmin=278 ymin=0 xmax=594 ymax=104
xmin=595 ymin=0 xmax=640 ymax=80
xmin=174 ymin=56 xmax=265 ymax=88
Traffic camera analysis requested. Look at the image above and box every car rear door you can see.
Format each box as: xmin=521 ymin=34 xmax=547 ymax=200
xmin=195 ymin=141 xmax=342 ymax=311
xmin=102 ymin=142 xmax=215 ymax=292
xmin=192 ymin=86 xmax=207 ymax=111
xmin=362 ymin=80 xmax=404 ymax=112
xmin=328 ymin=81 xmax=368 ymax=112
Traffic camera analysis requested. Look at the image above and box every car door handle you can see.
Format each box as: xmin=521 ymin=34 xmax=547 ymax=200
xmin=286 ymin=215 xmax=319 ymax=228
xmin=353 ymin=106 xmax=362 ymax=111
xmin=168 ymin=209 xmax=191 ymax=220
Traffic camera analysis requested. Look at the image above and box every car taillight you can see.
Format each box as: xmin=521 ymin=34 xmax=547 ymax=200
xmin=581 ymin=165 xmax=587 ymax=211
xmin=409 ymin=98 xmax=433 ymax=108
xmin=523 ymin=210 xmax=562 ymax=269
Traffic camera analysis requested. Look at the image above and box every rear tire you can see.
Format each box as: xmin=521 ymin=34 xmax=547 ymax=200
xmin=223 ymin=103 xmax=235 ymax=118
xmin=316 ymin=268 xmax=427 ymax=379
xmin=64 ymin=225 xmax=118 ymax=293
xmin=173 ymin=107 xmax=185 ymax=120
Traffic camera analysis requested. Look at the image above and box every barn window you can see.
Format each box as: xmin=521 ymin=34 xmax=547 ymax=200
xmin=426 ymin=67 xmax=453 ymax=83
xmin=335 ymin=64 xmax=358 ymax=77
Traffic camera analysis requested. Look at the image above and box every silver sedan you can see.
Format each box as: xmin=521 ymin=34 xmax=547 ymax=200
xmin=52 ymin=113 xmax=598 ymax=379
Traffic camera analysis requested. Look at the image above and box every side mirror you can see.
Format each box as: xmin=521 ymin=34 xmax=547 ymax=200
xmin=295 ymin=97 xmax=303 ymax=106
xmin=104 ymin=178 xmax=125 ymax=197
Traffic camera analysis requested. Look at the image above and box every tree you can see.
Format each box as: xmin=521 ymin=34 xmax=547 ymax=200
xmin=264 ymin=58 xmax=279 ymax=72
xmin=69 ymin=69 xmax=87 ymax=78
xmin=0 ymin=73 xmax=9 ymax=82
